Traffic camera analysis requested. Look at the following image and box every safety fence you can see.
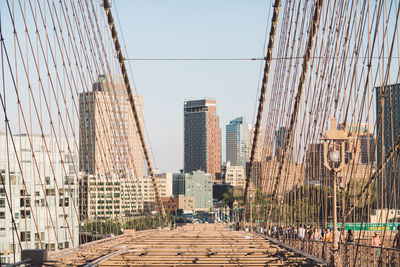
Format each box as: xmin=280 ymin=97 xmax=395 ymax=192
xmin=285 ymin=238 xmax=400 ymax=266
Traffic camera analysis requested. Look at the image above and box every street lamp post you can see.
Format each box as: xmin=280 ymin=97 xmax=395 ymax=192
xmin=80 ymin=222 xmax=84 ymax=248
xmin=249 ymin=189 xmax=254 ymax=232
xmin=223 ymin=206 xmax=226 ymax=222
xmin=233 ymin=200 xmax=239 ymax=223
xmin=323 ymin=118 xmax=348 ymax=267
xmin=329 ymin=150 xmax=340 ymax=267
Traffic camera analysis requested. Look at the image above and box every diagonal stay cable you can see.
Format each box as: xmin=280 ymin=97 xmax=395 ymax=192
xmin=102 ymin=0 xmax=167 ymax=224
xmin=269 ymin=0 xmax=324 ymax=210
xmin=243 ymin=0 xmax=282 ymax=213
xmin=345 ymin=0 xmax=400 ymax=220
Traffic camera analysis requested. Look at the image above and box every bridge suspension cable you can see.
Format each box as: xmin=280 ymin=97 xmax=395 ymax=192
xmin=102 ymin=0 xmax=167 ymax=225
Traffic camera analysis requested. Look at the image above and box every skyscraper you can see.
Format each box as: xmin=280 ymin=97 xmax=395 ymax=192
xmin=226 ymin=116 xmax=248 ymax=168
xmin=360 ymin=133 xmax=375 ymax=164
xmin=274 ymin=126 xmax=296 ymax=162
xmin=184 ymin=99 xmax=221 ymax=181
xmin=275 ymin=127 xmax=286 ymax=157
xmin=79 ymin=75 xmax=143 ymax=177
xmin=376 ymin=83 xmax=400 ymax=209
xmin=247 ymin=128 xmax=271 ymax=162
xmin=79 ymin=75 xmax=144 ymax=217
xmin=306 ymin=143 xmax=328 ymax=185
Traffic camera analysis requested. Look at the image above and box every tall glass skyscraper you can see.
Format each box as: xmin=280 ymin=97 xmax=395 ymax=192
xmin=226 ymin=117 xmax=248 ymax=168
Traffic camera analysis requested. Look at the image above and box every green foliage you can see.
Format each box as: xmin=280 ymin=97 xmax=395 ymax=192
xmin=265 ymin=181 xmax=378 ymax=225
xmin=83 ymin=214 xmax=168 ymax=235
xmin=222 ymin=189 xmax=243 ymax=208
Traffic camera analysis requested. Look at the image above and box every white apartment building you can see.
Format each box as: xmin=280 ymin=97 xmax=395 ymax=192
xmin=0 ymin=132 xmax=79 ymax=264
xmin=79 ymin=75 xmax=145 ymax=219
xmin=142 ymin=173 xmax=173 ymax=212
xmin=223 ymin=162 xmax=245 ymax=189
xmin=155 ymin=173 xmax=173 ymax=197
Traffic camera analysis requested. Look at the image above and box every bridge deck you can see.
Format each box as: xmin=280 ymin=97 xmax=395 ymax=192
xmin=48 ymin=224 xmax=322 ymax=266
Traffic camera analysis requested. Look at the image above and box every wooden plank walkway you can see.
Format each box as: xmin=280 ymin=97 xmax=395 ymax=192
xmin=47 ymin=224 xmax=324 ymax=266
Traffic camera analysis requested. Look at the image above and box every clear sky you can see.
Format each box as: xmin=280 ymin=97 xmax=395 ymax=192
xmin=1 ymin=0 xmax=397 ymax=174
xmin=112 ymin=0 xmax=272 ymax=172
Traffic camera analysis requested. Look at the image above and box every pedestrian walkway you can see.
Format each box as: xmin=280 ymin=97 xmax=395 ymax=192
xmin=93 ymin=224 xmax=320 ymax=266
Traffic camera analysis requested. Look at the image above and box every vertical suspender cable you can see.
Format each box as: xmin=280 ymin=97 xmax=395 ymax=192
xmin=102 ymin=0 xmax=167 ymax=224
xmin=244 ymin=0 xmax=281 ymax=212
xmin=270 ymin=0 xmax=323 ymax=207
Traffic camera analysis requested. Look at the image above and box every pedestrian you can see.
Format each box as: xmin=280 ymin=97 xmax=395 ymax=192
xmin=393 ymin=225 xmax=400 ymax=249
xmin=299 ymin=224 xmax=305 ymax=240
xmin=307 ymin=226 xmax=313 ymax=240
xmin=314 ymin=227 xmax=322 ymax=241
xmin=345 ymin=229 xmax=353 ymax=243
xmin=372 ymin=232 xmax=381 ymax=260
xmin=335 ymin=228 xmax=342 ymax=243
xmin=325 ymin=228 xmax=333 ymax=242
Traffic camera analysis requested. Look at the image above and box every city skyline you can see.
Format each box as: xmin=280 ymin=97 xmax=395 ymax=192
xmin=99 ymin=1 xmax=271 ymax=173
xmin=2 ymin=1 xmax=396 ymax=173
xmin=0 ymin=0 xmax=399 ymax=265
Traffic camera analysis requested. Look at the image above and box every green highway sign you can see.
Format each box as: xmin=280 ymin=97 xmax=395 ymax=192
xmin=327 ymin=222 xmax=400 ymax=231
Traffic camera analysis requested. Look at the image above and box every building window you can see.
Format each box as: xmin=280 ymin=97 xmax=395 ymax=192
xmin=20 ymin=231 xmax=31 ymax=242
xmin=20 ymin=210 xmax=31 ymax=219
xmin=20 ymin=198 xmax=30 ymax=207
xmin=10 ymin=173 xmax=16 ymax=185
xmin=45 ymin=189 xmax=55 ymax=196
xmin=59 ymin=197 xmax=69 ymax=207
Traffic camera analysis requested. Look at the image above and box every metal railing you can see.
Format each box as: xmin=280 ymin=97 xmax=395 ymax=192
xmin=284 ymin=238 xmax=400 ymax=266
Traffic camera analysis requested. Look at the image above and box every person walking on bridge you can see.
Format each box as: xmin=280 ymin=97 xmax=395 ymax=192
xmin=393 ymin=225 xmax=400 ymax=249
xmin=298 ymin=224 xmax=305 ymax=240
xmin=345 ymin=229 xmax=353 ymax=244
xmin=325 ymin=228 xmax=333 ymax=242
xmin=372 ymin=232 xmax=381 ymax=260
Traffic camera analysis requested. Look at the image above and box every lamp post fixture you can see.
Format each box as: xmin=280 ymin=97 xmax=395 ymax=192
xmin=233 ymin=200 xmax=239 ymax=223
xmin=79 ymin=222 xmax=84 ymax=248
xmin=223 ymin=206 xmax=226 ymax=223
xmin=248 ymin=187 xmax=254 ymax=232
xmin=323 ymin=118 xmax=348 ymax=267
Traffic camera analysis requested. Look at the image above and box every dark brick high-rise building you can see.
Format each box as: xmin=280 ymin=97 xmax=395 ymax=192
xmin=376 ymin=83 xmax=400 ymax=209
xmin=184 ymin=99 xmax=221 ymax=181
